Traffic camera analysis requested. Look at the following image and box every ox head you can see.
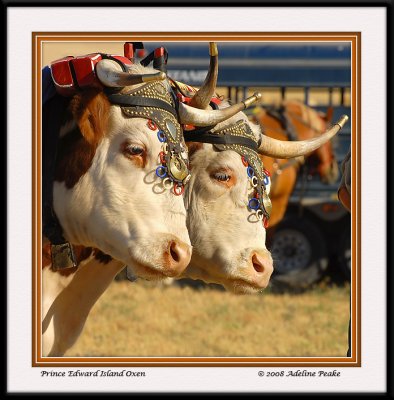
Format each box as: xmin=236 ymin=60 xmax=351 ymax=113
xmin=52 ymin=61 xmax=192 ymax=280
xmin=182 ymin=111 xmax=275 ymax=294
xmin=173 ymin=43 xmax=349 ymax=294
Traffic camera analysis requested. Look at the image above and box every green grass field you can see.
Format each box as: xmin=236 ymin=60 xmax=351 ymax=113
xmin=66 ymin=280 xmax=350 ymax=357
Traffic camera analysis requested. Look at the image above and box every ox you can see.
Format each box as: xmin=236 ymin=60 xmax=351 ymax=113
xmin=173 ymin=43 xmax=348 ymax=294
xmin=41 ymin=54 xmax=256 ymax=356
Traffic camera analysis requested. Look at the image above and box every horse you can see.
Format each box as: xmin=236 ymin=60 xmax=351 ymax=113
xmin=251 ymin=100 xmax=338 ymax=228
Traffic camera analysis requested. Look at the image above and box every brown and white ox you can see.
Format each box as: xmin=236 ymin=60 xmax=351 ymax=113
xmin=41 ymin=58 xmax=257 ymax=356
xmin=175 ymin=43 xmax=349 ymax=294
xmin=41 ymin=62 xmax=195 ymax=356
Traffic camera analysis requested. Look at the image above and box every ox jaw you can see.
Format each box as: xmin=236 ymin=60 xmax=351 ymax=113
xmin=180 ymin=251 xmax=273 ymax=295
xmin=122 ymin=234 xmax=192 ymax=282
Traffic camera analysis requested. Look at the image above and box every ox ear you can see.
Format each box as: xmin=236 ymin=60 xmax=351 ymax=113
xmin=70 ymin=89 xmax=111 ymax=145
xmin=187 ymin=142 xmax=204 ymax=159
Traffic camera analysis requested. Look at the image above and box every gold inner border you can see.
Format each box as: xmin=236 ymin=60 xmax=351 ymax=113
xmin=33 ymin=32 xmax=360 ymax=367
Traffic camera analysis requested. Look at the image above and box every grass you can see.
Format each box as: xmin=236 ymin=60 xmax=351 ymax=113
xmin=66 ymin=280 xmax=350 ymax=357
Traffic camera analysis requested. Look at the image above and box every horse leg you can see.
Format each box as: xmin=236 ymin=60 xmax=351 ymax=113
xmin=42 ymin=258 xmax=124 ymax=357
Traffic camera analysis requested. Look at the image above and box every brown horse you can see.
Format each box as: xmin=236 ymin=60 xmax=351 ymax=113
xmin=251 ymin=100 xmax=338 ymax=228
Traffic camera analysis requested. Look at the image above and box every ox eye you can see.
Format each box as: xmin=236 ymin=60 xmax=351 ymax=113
xmin=122 ymin=142 xmax=146 ymax=167
xmin=209 ymin=168 xmax=235 ymax=188
xmin=125 ymin=144 xmax=144 ymax=156
xmin=213 ymin=172 xmax=231 ymax=182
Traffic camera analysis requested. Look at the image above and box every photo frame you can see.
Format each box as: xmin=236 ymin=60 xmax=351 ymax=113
xmin=6 ymin=2 xmax=390 ymax=395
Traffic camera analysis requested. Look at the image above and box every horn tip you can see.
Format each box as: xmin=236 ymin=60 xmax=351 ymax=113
xmin=209 ymin=42 xmax=218 ymax=56
xmin=142 ymin=71 xmax=167 ymax=83
xmin=337 ymin=115 xmax=349 ymax=129
xmin=158 ymin=71 xmax=166 ymax=80
xmin=243 ymin=93 xmax=262 ymax=108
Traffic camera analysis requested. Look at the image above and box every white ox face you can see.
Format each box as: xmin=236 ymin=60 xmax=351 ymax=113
xmin=53 ymin=81 xmax=192 ymax=280
xmin=182 ymin=113 xmax=273 ymax=294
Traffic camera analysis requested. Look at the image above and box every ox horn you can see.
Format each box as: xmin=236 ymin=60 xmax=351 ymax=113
xmin=258 ymin=115 xmax=349 ymax=158
xmin=189 ymin=42 xmax=218 ymax=109
xmin=179 ymin=92 xmax=262 ymax=126
xmin=96 ymin=59 xmax=166 ymax=87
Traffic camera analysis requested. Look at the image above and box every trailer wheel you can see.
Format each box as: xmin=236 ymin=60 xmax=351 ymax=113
xmin=268 ymin=216 xmax=329 ymax=290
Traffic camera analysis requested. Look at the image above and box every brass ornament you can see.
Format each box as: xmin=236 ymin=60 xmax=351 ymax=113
xmin=168 ymin=154 xmax=189 ymax=182
xmin=51 ymin=243 xmax=77 ymax=271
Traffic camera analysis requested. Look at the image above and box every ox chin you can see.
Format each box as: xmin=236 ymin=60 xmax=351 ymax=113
xmin=224 ymin=278 xmax=269 ymax=295
xmin=127 ymin=260 xmax=178 ymax=281
xmin=183 ymin=266 xmax=269 ymax=295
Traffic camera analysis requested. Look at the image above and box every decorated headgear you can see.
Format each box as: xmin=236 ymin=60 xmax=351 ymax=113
xmin=107 ymin=80 xmax=191 ymax=195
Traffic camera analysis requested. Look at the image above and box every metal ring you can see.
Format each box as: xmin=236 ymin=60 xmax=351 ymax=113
xmin=251 ymin=176 xmax=259 ymax=187
xmin=248 ymin=198 xmax=260 ymax=211
xmin=241 ymin=156 xmax=249 ymax=167
xmin=157 ymin=130 xmax=167 ymax=143
xmin=159 ymin=151 xmax=166 ymax=164
xmin=247 ymin=166 xmax=255 ymax=178
xmin=255 ymin=209 xmax=264 ymax=220
xmin=173 ymin=183 xmax=185 ymax=196
xmin=155 ymin=166 xmax=167 ymax=179
xmin=162 ymin=177 xmax=173 ymax=190
xmin=161 ymin=143 xmax=168 ymax=153
xmin=147 ymin=120 xmax=157 ymax=131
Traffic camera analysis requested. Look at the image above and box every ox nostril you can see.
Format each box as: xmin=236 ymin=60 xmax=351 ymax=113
xmin=169 ymin=241 xmax=180 ymax=263
xmin=252 ymin=253 xmax=265 ymax=273
xmin=163 ymin=239 xmax=192 ymax=276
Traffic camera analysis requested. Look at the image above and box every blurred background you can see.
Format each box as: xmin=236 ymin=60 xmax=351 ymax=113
xmin=43 ymin=41 xmax=351 ymax=356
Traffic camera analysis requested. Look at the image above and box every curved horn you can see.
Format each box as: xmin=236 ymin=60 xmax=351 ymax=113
xmin=258 ymin=115 xmax=349 ymax=158
xmin=189 ymin=42 xmax=218 ymax=109
xmin=96 ymin=59 xmax=166 ymax=87
xmin=179 ymin=93 xmax=262 ymax=126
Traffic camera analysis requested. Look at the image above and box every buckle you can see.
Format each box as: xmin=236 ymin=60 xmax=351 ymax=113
xmin=51 ymin=242 xmax=77 ymax=271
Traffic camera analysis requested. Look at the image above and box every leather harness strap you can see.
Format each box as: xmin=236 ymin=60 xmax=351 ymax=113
xmin=184 ymin=130 xmax=259 ymax=150
xmin=106 ymin=93 xmax=178 ymax=118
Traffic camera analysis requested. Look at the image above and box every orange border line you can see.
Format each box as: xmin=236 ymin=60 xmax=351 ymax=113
xmin=33 ymin=32 xmax=360 ymax=367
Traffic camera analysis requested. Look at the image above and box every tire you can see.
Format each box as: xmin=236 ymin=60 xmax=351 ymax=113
xmin=268 ymin=216 xmax=329 ymax=290
xmin=337 ymin=225 xmax=351 ymax=281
